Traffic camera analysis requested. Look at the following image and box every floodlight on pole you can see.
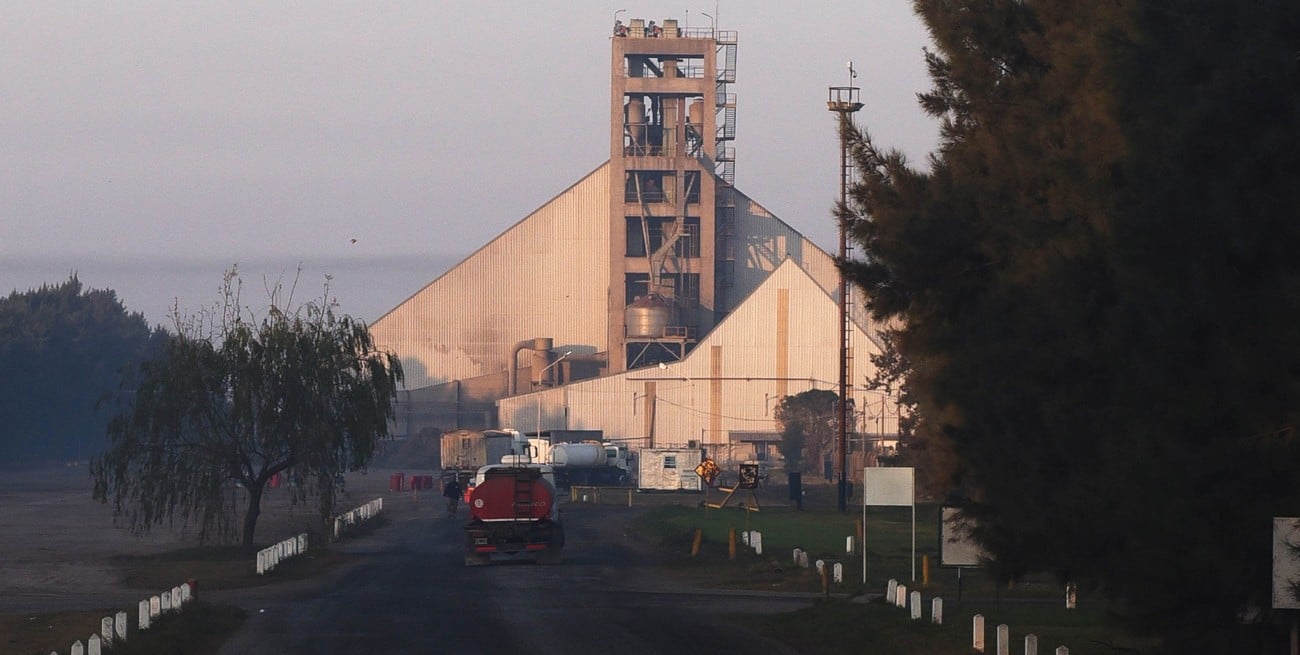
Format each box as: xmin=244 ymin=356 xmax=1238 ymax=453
xmin=536 ymin=351 xmax=572 ymax=442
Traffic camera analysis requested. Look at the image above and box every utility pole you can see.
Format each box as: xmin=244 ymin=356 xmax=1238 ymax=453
xmin=828 ymin=63 xmax=863 ymax=513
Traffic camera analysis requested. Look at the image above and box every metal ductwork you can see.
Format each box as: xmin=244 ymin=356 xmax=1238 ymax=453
xmin=508 ymin=337 xmax=554 ymax=396
xmin=507 ymin=339 xmax=609 ymax=396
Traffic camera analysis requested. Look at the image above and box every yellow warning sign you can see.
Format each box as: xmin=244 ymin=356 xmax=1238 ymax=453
xmin=694 ymin=458 xmax=720 ymax=485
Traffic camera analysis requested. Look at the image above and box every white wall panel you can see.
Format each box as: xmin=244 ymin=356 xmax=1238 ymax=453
xmin=370 ymin=165 xmax=612 ymax=389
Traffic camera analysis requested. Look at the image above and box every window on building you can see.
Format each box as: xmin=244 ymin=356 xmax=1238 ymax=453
xmin=625 ymin=172 xmax=668 ymax=203
xmin=626 ymin=218 xmax=647 ymax=257
xmin=663 ymin=455 xmax=677 ymax=469
xmin=663 ymin=273 xmax=701 ymax=305
xmin=673 ymin=218 xmax=700 ymax=257
xmin=625 ymin=273 xmax=650 ymax=306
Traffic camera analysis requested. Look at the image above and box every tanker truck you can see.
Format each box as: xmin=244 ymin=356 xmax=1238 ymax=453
xmin=463 ymin=464 xmax=563 ymax=566
xmin=548 ymin=441 xmax=631 ymax=488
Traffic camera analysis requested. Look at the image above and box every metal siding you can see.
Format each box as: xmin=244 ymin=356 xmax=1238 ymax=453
xmin=370 ymin=165 xmax=612 ymax=389
xmin=496 ymin=259 xmax=896 ymax=460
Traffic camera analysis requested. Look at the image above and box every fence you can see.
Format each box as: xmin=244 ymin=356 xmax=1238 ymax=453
xmin=49 ymin=580 xmax=195 ymax=655
xmin=333 ymin=497 xmax=384 ymax=540
xmin=873 ymin=577 xmax=1074 ymax=655
xmin=257 ymin=532 xmax=309 ymax=574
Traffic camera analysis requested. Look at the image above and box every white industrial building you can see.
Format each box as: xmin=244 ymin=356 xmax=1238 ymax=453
xmin=368 ymin=18 xmax=899 ymax=466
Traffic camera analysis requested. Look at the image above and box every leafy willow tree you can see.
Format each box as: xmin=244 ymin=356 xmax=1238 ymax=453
xmin=774 ymin=390 xmax=841 ymax=474
xmin=0 ymin=276 xmax=162 ymax=465
xmin=92 ymin=271 xmax=403 ymax=551
xmin=841 ymin=0 xmax=1300 ymax=649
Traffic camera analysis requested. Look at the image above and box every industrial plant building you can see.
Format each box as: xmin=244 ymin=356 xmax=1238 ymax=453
xmin=369 ymin=18 xmax=898 ymax=465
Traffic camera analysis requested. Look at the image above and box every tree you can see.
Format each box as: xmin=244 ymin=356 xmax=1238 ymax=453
xmin=774 ymin=390 xmax=841 ymax=475
xmin=0 ymin=276 xmax=163 ymax=464
xmin=841 ymin=0 xmax=1300 ymax=648
xmin=91 ymin=271 xmax=403 ymax=551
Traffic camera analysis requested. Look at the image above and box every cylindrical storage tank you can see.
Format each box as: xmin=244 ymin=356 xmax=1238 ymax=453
xmin=625 ymin=294 xmax=674 ymax=338
xmin=688 ymin=101 xmax=703 ymax=128
xmin=551 ymin=443 xmax=608 ymax=468
xmin=627 ymin=98 xmax=646 ymax=143
xmin=469 ymin=469 xmax=556 ymax=522
xmin=532 ymin=338 xmax=555 ymax=387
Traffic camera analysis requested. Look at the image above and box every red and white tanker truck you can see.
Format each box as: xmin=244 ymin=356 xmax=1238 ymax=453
xmin=463 ymin=464 xmax=563 ymax=566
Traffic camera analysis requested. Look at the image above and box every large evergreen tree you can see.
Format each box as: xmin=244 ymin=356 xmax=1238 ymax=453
xmin=0 ymin=276 xmax=162 ymax=465
xmin=843 ymin=0 xmax=1300 ymax=648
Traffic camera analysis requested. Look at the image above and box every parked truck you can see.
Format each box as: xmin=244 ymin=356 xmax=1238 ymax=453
xmin=441 ymin=429 xmax=529 ymax=473
xmin=463 ymin=464 xmax=563 ymax=566
xmin=548 ymin=441 xmax=632 ymax=488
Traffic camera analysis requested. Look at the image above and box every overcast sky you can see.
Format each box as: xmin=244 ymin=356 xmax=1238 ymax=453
xmin=1 ymin=1 xmax=938 ymax=327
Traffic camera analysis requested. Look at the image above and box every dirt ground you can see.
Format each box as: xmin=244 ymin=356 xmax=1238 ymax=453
xmin=0 ymin=462 xmax=440 ymax=616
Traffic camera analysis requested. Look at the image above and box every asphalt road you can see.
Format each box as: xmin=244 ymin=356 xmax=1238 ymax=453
xmin=215 ymin=501 xmax=811 ymax=655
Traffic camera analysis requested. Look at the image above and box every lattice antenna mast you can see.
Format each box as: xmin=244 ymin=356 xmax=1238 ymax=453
xmin=827 ymin=62 xmax=863 ymax=514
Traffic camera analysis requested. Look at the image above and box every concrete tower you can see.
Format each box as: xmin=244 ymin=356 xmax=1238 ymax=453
xmin=607 ymin=18 xmax=739 ymax=372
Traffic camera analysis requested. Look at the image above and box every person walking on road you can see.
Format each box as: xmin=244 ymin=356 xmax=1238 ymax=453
xmin=443 ymin=477 xmax=463 ymax=518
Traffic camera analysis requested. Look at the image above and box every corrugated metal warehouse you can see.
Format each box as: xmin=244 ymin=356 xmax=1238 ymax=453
xmin=368 ymin=17 xmax=899 ymax=465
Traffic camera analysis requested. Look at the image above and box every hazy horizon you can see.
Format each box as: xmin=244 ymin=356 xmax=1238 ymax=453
xmin=2 ymin=2 xmax=938 ymax=328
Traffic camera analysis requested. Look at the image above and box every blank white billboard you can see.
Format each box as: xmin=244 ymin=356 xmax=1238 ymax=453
xmin=862 ymin=467 xmax=914 ymax=507
xmin=940 ymin=506 xmax=987 ymax=568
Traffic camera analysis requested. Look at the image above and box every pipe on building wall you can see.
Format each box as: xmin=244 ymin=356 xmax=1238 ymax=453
xmin=507 ymin=337 xmax=555 ymax=395
xmin=532 ymin=337 xmax=555 ymax=388
xmin=508 ymin=339 xmax=533 ymax=396
xmin=507 ymin=339 xmax=610 ymax=396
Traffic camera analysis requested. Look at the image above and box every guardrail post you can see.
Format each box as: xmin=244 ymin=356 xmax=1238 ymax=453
xmin=149 ymin=595 xmax=161 ymax=618
xmin=931 ymin=597 xmax=943 ymax=624
xmin=101 ymin=617 xmax=113 ymax=645
xmin=896 ymin=584 xmax=907 ymax=608
xmin=115 ymin=611 xmax=127 ymax=641
xmin=1025 ymin=633 xmax=1038 ymax=655
xmin=886 ymin=579 xmax=898 ymax=604
xmin=87 ymin=634 xmax=102 ymax=655
xmin=138 ymin=600 xmax=150 ymax=630
xmin=973 ymin=614 xmax=985 ymax=652
xmin=910 ymin=591 xmax=922 ymax=619
xmin=997 ymin=624 xmax=1010 ymax=655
